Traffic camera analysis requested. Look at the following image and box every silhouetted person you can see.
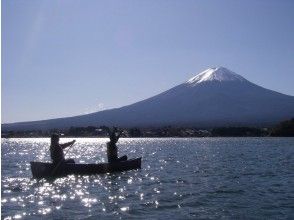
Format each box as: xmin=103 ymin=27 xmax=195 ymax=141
xmin=50 ymin=133 xmax=76 ymax=164
xmin=106 ymin=127 xmax=127 ymax=163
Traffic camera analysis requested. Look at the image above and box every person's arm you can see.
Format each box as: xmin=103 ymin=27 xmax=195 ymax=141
xmin=106 ymin=126 xmax=111 ymax=133
xmin=117 ymin=130 xmax=123 ymax=139
xmin=60 ymin=140 xmax=76 ymax=149
xmin=113 ymin=130 xmax=122 ymax=143
xmin=105 ymin=127 xmax=111 ymax=137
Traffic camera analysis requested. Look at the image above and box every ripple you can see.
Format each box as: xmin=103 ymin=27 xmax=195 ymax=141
xmin=1 ymin=137 xmax=294 ymax=219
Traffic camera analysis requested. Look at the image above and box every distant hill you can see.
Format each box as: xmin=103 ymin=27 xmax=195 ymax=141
xmin=3 ymin=67 xmax=294 ymax=131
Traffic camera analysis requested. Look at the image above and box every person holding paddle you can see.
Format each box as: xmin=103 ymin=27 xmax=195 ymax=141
xmin=105 ymin=127 xmax=127 ymax=163
xmin=50 ymin=133 xmax=76 ymax=164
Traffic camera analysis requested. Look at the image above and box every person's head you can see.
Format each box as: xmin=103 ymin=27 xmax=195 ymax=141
xmin=51 ymin=133 xmax=60 ymax=145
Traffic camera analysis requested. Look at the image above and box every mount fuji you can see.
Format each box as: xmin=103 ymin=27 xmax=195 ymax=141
xmin=3 ymin=67 xmax=294 ymax=131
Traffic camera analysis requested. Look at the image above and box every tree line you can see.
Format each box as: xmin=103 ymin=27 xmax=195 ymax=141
xmin=2 ymin=118 xmax=294 ymax=138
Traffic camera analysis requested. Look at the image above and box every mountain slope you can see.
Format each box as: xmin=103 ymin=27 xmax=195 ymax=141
xmin=3 ymin=67 xmax=294 ymax=130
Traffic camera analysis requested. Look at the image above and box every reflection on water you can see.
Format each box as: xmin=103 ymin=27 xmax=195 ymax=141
xmin=1 ymin=138 xmax=294 ymax=219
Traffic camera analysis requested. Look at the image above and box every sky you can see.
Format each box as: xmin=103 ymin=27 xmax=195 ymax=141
xmin=2 ymin=0 xmax=294 ymax=123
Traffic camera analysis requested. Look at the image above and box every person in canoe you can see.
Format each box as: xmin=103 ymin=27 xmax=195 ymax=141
xmin=50 ymin=133 xmax=76 ymax=164
xmin=105 ymin=127 xmax=127 ymax=163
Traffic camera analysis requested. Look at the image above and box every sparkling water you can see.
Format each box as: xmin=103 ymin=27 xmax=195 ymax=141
xmin=1 ymin=137 xmax=294 ymax=219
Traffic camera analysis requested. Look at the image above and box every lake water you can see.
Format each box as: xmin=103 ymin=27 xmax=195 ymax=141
xmin=1 ymin=137 xmax=294 ymax=219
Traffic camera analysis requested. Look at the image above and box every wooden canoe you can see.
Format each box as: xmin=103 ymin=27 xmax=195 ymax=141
xmin=30 ymin=158 xmax=141 ymax=178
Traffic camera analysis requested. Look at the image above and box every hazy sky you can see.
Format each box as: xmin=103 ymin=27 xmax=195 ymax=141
xmin=2 ymin=0 xmax=294 ymax=123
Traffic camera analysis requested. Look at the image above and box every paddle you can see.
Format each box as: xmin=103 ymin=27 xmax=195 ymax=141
xmin=50 ymin=142 xmax=76 ymax=176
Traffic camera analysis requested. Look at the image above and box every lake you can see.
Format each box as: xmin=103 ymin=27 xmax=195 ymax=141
xmin=1 ymin=137 xmax=294 ymax=219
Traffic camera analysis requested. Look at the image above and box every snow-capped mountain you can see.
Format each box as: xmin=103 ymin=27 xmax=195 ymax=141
xmin=3 ymin=67 xmax=294 ymax=130
xmin=187 ymin=67 xmax=246 ymax=84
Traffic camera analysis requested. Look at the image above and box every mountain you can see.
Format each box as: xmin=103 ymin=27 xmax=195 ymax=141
xmin=3 ymin=67 xmax=294 ymax=131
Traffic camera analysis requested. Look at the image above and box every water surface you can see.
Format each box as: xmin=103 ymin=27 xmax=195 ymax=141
xmin=2 ymin=138 xmax=294 ymax=219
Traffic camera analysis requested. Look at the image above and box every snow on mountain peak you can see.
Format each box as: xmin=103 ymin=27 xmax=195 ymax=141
xmin=186 ymin=67 xmax=246 ymax=85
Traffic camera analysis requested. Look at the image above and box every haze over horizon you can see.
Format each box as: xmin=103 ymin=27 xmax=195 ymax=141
xmin=2 ymin=0 xmax=294 ymax=123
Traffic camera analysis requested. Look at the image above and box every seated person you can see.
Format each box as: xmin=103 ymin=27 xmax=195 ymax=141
xmin=50 ymin=133 xmax=76 ymax=164
xmin=106 ymin=127 xmax=127 ymax=163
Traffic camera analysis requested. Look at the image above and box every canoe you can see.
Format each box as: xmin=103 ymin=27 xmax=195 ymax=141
xmin=30 ymin=158 xmax=141 ymax=178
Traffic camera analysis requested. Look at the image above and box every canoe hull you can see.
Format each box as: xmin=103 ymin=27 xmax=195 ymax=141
xmin=30 ymin=158 xmax=141 ymax=178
